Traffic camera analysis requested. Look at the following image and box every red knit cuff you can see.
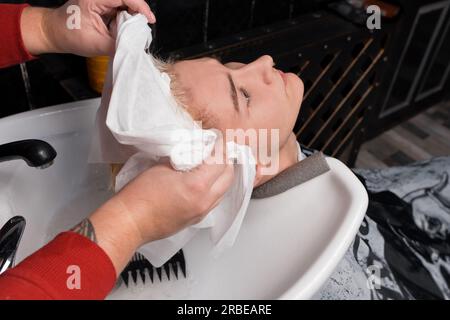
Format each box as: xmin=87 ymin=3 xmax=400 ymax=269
xmin=0 ymin=4 xmax=36 ymax=68
xmin=5 ymin=232 xmax=117 ymax=300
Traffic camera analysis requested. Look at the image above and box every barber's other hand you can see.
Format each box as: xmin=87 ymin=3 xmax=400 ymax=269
xmin=21 ymin=0 xmax=155 ymax=56
xmin=113 ymin=160 xmax=234 ymax=244
xmin=88 ymin=156 xmax=234 ymax=274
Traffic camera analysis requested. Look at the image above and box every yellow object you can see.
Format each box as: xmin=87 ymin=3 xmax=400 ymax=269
xmin=86 ymin=56 xmax=109 ymax=94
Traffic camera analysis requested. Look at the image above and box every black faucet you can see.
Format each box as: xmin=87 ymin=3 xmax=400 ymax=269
xmin=0 ymin=139 xmax=57 ymax=169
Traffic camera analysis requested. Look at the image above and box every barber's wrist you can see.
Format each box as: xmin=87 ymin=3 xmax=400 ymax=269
xmin=86 ymin=198 xmax=147 ymax=275
xmin=21 ymin=6 xmax=57 ymax=55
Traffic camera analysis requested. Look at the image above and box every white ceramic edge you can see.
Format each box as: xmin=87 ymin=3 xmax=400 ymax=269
xmin=278 ymin=157 xmax=369 ymax=300
xmin=0 ymin=98 xmax=100 ymax=126
xmin=1 ymin=102 xmax=369 ymax=300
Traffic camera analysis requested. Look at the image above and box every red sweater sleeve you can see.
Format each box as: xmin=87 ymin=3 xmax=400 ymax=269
xmin=0 ymin=232 xmax=116 ymax=300
xmin=0 ymin=4 xmax=35 ymax=68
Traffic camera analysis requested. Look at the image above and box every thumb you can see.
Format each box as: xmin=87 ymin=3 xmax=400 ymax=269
xmin=91 ymin=14 xmax=116 ymax=55
xmin=94 ymin=33 xmax=115 ymax=56
xmin=121 ymin=0 xmax=156 ymax=23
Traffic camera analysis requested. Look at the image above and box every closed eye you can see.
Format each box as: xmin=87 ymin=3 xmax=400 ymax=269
xmin=240 ymin=88 xmax=251 ymax=107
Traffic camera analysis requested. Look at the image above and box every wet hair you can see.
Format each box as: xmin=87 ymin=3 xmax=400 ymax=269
xmin=110 ymin=56 xmax=216 ymax=186
xmin=157 ymin=57 xmax=218 ymax=129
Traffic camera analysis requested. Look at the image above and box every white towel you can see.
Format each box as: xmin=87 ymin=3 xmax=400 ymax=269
xmin=90 ymin=12 xmax=256 ymax=267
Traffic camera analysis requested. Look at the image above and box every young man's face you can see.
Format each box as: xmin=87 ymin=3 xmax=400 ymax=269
xmin=171 ymin=55 xmax=304 ymax=150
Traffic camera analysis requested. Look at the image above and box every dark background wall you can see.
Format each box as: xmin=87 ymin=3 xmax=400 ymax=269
xmin=0 ymin=0 xmax=335 ymax=118
xmin=1 ymin=0 xmax=449 ymax=165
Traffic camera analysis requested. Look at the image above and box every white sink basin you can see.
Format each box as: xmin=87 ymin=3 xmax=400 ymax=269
xmin=0 ymin=99 xmax=368 ymax=299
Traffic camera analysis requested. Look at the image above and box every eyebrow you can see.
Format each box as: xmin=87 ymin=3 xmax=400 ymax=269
xmin=227 ymin=73 xmax=240 ymax=113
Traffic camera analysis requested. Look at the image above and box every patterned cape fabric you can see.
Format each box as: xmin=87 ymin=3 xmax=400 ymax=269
xmin=315 ymin=156 xmax=450 ymax=300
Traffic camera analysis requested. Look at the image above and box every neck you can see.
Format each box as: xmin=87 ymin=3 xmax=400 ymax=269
xmin=255 ymin=132 xmax=299 ymax=187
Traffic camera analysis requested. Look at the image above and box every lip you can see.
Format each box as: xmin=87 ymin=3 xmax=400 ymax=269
xmin=277 ymin=69 xmax=288 ymax=87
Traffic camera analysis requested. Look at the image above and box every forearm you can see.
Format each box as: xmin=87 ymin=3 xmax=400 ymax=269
xmin=0 ymin=200 xmax=142 ymax=299
xmin=2 ymin=0 xmax=156 ymax=65
xmin=81 ymin=198 xmax=145 ymax=276
xmin=20 ymin=6 xmax=56 ymax=56
xmin=0 ymin=232 xmax=116 ymax=299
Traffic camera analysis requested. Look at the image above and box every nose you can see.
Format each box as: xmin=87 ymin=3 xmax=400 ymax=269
xmin=239 ymin=55 xmax=275 ymax=84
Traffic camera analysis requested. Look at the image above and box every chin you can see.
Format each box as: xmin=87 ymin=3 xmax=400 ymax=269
xmin=290 ymin=72 xmax=304 ymax=92
xmin=287 ymin=73 xmax=304 ymax=100
xmin=286 ymin=73 xmax=304 ymax=115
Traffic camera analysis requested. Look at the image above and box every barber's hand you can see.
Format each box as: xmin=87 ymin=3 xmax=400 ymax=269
xmin=21 ymin=0 xmax=155 ymax=56
xmin=88 ymin=156 xmax=234 ymax=274
xmin=113 ymin=159 xmax=234 ymax=243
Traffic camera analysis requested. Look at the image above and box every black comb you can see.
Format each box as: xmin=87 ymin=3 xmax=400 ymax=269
xmin=120 ymin=250 xmax=186 ymax=286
